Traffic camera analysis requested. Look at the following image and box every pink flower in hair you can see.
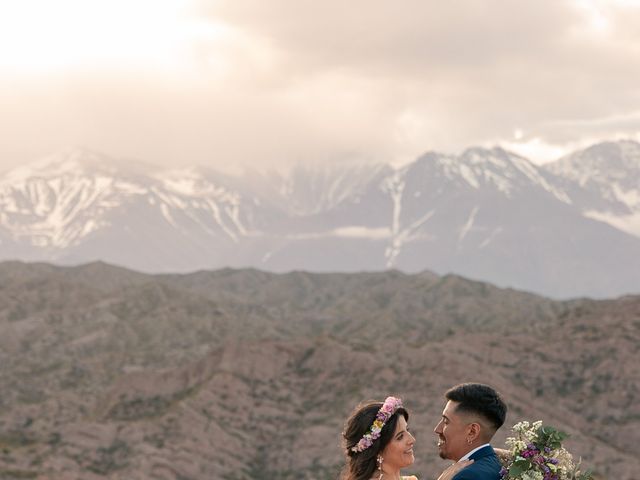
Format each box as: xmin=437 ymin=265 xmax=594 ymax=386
xmin=351 ymin=396 xmax=403 ymax=453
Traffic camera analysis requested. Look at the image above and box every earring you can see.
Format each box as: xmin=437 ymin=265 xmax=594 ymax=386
xmin=377 ymin=455 xmax=384 ymax=480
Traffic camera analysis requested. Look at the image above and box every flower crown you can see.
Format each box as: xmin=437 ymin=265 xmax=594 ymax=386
xmin=351 ymin=396 xmax=403 ymax=453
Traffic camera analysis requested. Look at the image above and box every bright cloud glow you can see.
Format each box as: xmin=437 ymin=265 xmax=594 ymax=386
xmin=0 ymin=0 xmax=640 ymax=171
xmin=0 ymin=0 xmax=231 ymax=73
xmin=498 ymin=138 xmax=573 ymax=164
xmin=573 ymin=0 xmax=612 ymax=33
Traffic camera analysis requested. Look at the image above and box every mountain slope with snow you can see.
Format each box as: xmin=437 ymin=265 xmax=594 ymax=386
xmin=1 ymin=143 xmax=639 ymax=298
xmin=375 ymin=146 xmax=640 ymax=298
xmin=0 ymin=149 xmax=275 ymax=271
xmin=544 ymin=140 xmax=640 ymax=237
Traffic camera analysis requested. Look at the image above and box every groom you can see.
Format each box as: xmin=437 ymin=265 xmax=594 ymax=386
xmin=433 ymin=383 xmax=507 ymax=480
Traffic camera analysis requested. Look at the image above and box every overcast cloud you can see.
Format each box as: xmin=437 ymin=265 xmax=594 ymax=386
xmin=1 ymin=0 xmax=640 ymax=172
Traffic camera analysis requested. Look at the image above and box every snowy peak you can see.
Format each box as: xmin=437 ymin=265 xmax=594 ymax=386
xmin=0 ymin=150 xmax=155 ymax=249
xmin=546 ymin=140 xmax=640 ymax=187
xmin=407 ymin=147 xmax=570 ymax=202
xmin=543 ymin=140 xmax=640 ymax=236
xmin=1 ymin=147 xmax=155 ymax=185
xmin=459 ymin=147 xmax=567 ymax=198
xmin=0 ymin=150 xmax=259 ymax=250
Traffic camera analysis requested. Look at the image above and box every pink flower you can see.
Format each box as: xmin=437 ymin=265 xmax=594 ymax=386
xmin=350 ymin=396 xmax=403 ymax=453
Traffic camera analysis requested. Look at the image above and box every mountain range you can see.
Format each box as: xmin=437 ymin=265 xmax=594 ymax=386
xmin=1 ymin=140 xmax=640 ymax=298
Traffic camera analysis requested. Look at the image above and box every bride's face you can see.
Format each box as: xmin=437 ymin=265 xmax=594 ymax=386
xmin=380 ymin=415 xmax=415 ymax=471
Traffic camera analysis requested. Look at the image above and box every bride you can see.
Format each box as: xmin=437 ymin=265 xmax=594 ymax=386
xmin=341 ymin=396 xmax=472 ymax=480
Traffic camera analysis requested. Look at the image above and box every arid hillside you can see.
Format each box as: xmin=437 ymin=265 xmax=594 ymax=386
xmin=0 ymin=262 xmax=637 ymax=479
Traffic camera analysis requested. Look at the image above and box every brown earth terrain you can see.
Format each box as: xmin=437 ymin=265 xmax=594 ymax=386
xmin=0 ymin=261 xmax=637 ymax=479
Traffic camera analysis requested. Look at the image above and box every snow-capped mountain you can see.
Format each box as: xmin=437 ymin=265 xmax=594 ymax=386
xmin=1 ymin=143 xmax=640 ymax=298
xmin=0 ymin=149 xmax=277 ymax=271
xmin=370 ymin=146 xmax=640 ymax=299
xmin=544 ymin=140 xmax=640 ymax=237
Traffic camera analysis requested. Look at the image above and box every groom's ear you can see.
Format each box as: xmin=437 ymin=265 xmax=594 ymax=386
xmin=467 ymin=422 xmax=482 ymax=442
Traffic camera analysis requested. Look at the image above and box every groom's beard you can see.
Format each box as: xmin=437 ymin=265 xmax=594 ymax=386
xmin=437 ymin=436 xmax=462 ymax=462
xmin=437 ymin=437 xmax=449 ymax=460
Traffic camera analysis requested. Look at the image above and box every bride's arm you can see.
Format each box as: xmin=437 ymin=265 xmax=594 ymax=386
xmin=435 ymin=460 xmax=474 ymax=480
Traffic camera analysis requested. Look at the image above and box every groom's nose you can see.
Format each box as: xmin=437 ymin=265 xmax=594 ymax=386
xmin=434 ymin=420 xmax=444 ymax=434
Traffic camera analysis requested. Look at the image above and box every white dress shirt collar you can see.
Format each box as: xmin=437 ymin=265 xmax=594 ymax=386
xmin=459 ymin=443 xmax=491 ymax=461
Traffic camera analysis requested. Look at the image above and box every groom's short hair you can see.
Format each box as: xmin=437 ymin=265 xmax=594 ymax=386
xmin=445 ymin=383 xmax=507 ymax=432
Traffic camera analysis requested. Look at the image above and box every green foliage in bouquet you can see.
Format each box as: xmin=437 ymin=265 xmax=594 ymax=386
xmin=500 ymin=421 xmax=594 ymax=480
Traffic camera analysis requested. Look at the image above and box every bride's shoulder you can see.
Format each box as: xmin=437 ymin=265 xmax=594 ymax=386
xmin=402 ymin=476 xmax=418 ymax=480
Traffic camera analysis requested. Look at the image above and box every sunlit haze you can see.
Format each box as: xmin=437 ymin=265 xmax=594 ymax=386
xmin=1 ymin=0 xmax=640 ymax=172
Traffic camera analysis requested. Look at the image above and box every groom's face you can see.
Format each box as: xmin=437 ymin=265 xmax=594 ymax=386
xmin=433 ymin=400 xmax=470 ymax=462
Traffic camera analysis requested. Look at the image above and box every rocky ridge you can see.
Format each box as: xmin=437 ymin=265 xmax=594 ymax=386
xmin=0 ymin=262 xmax=636 ymax=479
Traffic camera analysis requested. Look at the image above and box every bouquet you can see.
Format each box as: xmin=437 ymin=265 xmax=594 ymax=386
xmin=500 ymin=421 xmax=594 ymax=480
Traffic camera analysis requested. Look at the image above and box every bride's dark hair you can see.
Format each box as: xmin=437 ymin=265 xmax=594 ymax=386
xmin=340 ymin=400 xmax=409 ymax=480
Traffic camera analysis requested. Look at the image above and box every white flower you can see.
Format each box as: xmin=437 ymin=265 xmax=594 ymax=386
xmin=521 ymin=471 xmax=543 ymax=480
xmin=513 ymin=421 xmax=530 ymax=432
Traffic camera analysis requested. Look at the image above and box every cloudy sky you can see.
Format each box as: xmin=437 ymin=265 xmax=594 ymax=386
xmin=1 ymin=0 xmax=640 ymax=172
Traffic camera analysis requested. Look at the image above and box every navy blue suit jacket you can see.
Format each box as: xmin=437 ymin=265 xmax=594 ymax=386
xmin=452 ymin=445 xmax=501 ymax=480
